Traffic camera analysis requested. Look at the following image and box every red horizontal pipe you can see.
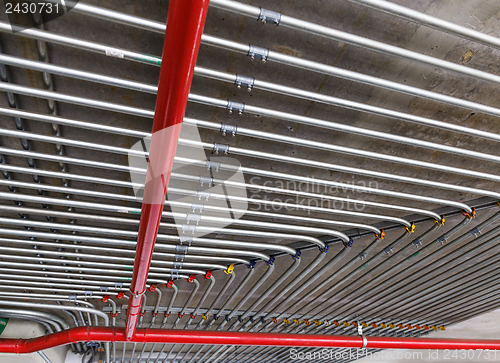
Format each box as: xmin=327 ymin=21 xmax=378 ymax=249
xmin=2 ymin=327 xmax=500 ymax=353
xmin=125 ymin=0 xmax=210 ymax=340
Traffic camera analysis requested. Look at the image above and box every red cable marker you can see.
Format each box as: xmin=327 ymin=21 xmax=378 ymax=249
xmin=125 ymin=0 xmax=210 ymax=340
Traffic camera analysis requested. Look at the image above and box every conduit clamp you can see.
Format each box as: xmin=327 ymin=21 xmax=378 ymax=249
xmin=357 ymin=321 xmax=367 ymax=349
xmin=380 ymin=323 xmax=388 ymax=328
xmin=258 ymin=8 xmax=281 ymax=25
xmin=114 ymin=283 xmax=123 ymax=289
xmin=178 ymin=313 xmax=185 ymax=319
xmin=358 ymin=252 xmax=367 ymax=261
xmin=397 ymin=324 xmax=404 ymax=329
xmin=191 ymin=203 xmax=205 ymax=213
xmin=267 ymin=256 xmax=275 ymax=266
xmin=362 ymin=322 xmax=369 ymax=328
xmin=469 ymin=227 xmax=482 ymax=237
xmin=283 ymin=318 xmax=290 ymax=324
xmin=322 ymin=244 xmax=329 ymax=253
xmin=375 ymin=229 xmax=385 ymax=240
xmin=247 ymin=260 xmax=256 ymax=269
xmin=462 ymin=207 xmax=476 ymax=219
xmin=248 ymin=45 xmax=269 ymax=62
xmin=187 ymin=274 xmax=196 ymax=283
xmin=314 ymin=320 xmax=321 ymax=326
xmin=152 ymin=312 xmax=159 ymax=318
xmin=202 ymin=314 xmax=209 ymax=320
xmin=405 ymin=222 xmax=416 ymax=234
xmin=383 ymin=246 xmax=393 ymax=256
xmin=199 ymin=176 xmax=214 ymax=187
xmin=111 ymin=312 xmax=119 ymax=318
xmin=304 ymin=319 xmax=311 ymax=325
xmin=434 ymin=216 xmax=445 ymax=226
xmin=224 ymin=264 xmax=235 ymax=274
xmin=179 ymin=236 xmax=193 ymax=246
xmin=147 ymin=283 xmax=157 ymax=292
xmin=190 ymin=314 xmax=197 ymax=319
xmin=334 ymin=320 xmax=340 ymax=327
xmin=225 ymin=315 xmax=231 ymax=322
xmin=406 ymin=324 xmax=413 ymax=329
xmin=249 ymin=317 xmax=254 ymax=323
xmin=164 ymin=312 xmax=171 ymax=318
xmin=293 ymin=250 xmax=301 ymax=260
xmin=181 ymin=224 xmax=197 ymax=234
xmin=166 ymin=280 xmax=174 ymax=288
xmin=206 ymin=160 xmax=221 ymax=171
xmin=204 ymin=271 xmax=212 ymax=279
xmin=140 ymin=311 xmax=146 ymax=317
xmin=415 ymin=324 xmax=421 ymax=330
xmin=186 ymin=213 xmax=201 ymax=225
xmin=101 ymin=295 xmax=109 ymax=303
xmin=437 ymin=236 xmax=446 ymax=245
xmin=170 ymin=269 xmax=180 ymax=280
xmin=294 ymin=319 xmax=301 ymax=325
xmin=173 ymin=261 xmax=183 ymax=270
xmin=221 ymin=123 xmax=238 ymax=136
xmin=227 ymin=100 xmax=245 ymax=115
xmin=322 ymin=320 xmax=330 ymax=326
xmin=389 ymin=323 xmax=396 ymax=329
xmin=213 ymin=143 xmax=230 ymax=155
xmin=343 ymin=321 xmax=350 ymax=327
xmin=116 ymin=291 xmax=124 ymax=299
xmin=371 ymin=322 xmax=378 ymax=328
xmin=238 ymin=316 xmax=244 ymax=323
xmin=260 ymin=317 xmax=266 ymax=324
xmin=100 ymin=286 xmax=109 ymax=292
xmin=440 ymin=326 xmax=446 ymax=331
xmin=197 ymin=191 xmax=211 ymax=201
xmin=234 ymin=75 xmax=255 ymax=92
xmin=68 ymin=294 xmax=77 ymax=301
xmin=214 ymin=315 xmax=220 ymax=321
xmin=412 ymin=239 xmax=423 ymax=248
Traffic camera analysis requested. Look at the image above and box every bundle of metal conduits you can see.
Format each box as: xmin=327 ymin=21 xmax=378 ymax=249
xmin=0 ymin=0 xmax=498 ymax=362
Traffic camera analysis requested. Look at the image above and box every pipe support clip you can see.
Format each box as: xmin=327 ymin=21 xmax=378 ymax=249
xmin=258 ymin=8 xmax=281 ymax=25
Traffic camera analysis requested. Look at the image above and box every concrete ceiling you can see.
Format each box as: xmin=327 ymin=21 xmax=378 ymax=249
xmin=0 ymin=0 xmax=498 ymax=362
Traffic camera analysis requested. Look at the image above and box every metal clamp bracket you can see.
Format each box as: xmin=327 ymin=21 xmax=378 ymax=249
xmin=174 ymin=244 xmax=188 ymax=257
xmin=358 ymin=252 xmax=367 ymax=261
xmin=191 ymin=203 xmax=205 ymax=213
xmin=469 ymin=227 xmax=482 ymax=237
xmin=179 ymin=236 xmax=193 ymax=246
xmin=173 ymin=261 xmax=183 ymax=269
xmin=383 ymin=247 xmax=393 ymax=255
xmin=174 ymin=254 xmax=185 ymax=262
xmin=258 ymin=8 xmax=281 ymax=25
xmin=199 ymin=176 xmax=214 ymax=187
xmin=182 ymin=224 xmax=197 ymax=234
xmin=412 ymin=239 xmax=423 ymax=248
xmin=114 ymin=282 xmax=123 ymax=288
xmin=170 ymin=269 xmax=180 ymax=280
xmin=197 ymin=191 xmax=211 ymax=201
xmin=206 ymin=160 xmax=221 ymax=171
xmin=99 ymin=286 xmax=109 ymax=292
xmin=248 ymin=45 xmax=269 ymax=62
xmin=221 ymin=123 xmax=238 ymax=136
xmin=357 ymin=321 xmax=367 ymax=349
xmin=68 ymin=294 xmax=77 ymax=301
xmin=213 ymin=143 xmax=230 ymax=155
xmin=437 ymin=236 xmax=446 ymax=245
xmin=227 ymin=100 xmax=245 ymax=115
xmin=235 ymin=74 xmax=255 ymax=91
xmin=186 ymin=213 xmax=201 ymax=225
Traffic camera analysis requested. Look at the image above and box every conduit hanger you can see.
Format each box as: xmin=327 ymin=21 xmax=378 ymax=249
xmin=434 ymin=215 xmax=446 ymax=226
xmin=248 ymin=45 xmax=269 ymax=62
xmin=375 ymin=229 xmax=385 ymax=239
xmin=227 ymin=100 xmax=245 ymax=115
xmin=234 ymin=75 xmax=255 ymax=92
xmin=405 ymin=222 xmax=416 ymax=234
xmin=258 ymin=8 xmax=281 ymax=25
xmin=461 ymin=207 xmax=476 ymax=219
xmin=221 ymin=123 xmax=238 ymax=136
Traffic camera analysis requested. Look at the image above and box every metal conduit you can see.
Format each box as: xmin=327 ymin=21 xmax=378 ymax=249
xmin=346 ymin=0 xmax=500 ymax=49
xmin=37 ymin=0 xmax=500 ymax=133
xmin=210 ymin=0 xmax=500 ymax=85
xmin=1 ymin=53 xmax=499 ymax=155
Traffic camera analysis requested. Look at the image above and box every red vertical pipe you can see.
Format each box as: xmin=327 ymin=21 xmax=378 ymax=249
xmin=125 ymin=0 xmax=210 ymax=340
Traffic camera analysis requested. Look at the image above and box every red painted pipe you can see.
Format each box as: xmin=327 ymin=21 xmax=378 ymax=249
xmin=1 ymin=328 xmax=500 ymax=353
xmin=125 ymin=0 xmax=210 ymax=340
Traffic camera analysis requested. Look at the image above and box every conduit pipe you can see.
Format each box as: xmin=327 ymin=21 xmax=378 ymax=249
xmin=1 ymin=52 xmax=499 ymax=150
xmin=347 ymin=0 xmax=500 ymax=49
xmin=124 ymin=0 xmax=209 ymax=340
xmin=0 ymin=150 xmax=440 ymax=220
xmin=2 ymin=327 xmax=500 ymax=352
xmin=41 ymin=1 xmax=500 ymax=126
xmin=210 ymin=0 xmax=500 ymax=86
